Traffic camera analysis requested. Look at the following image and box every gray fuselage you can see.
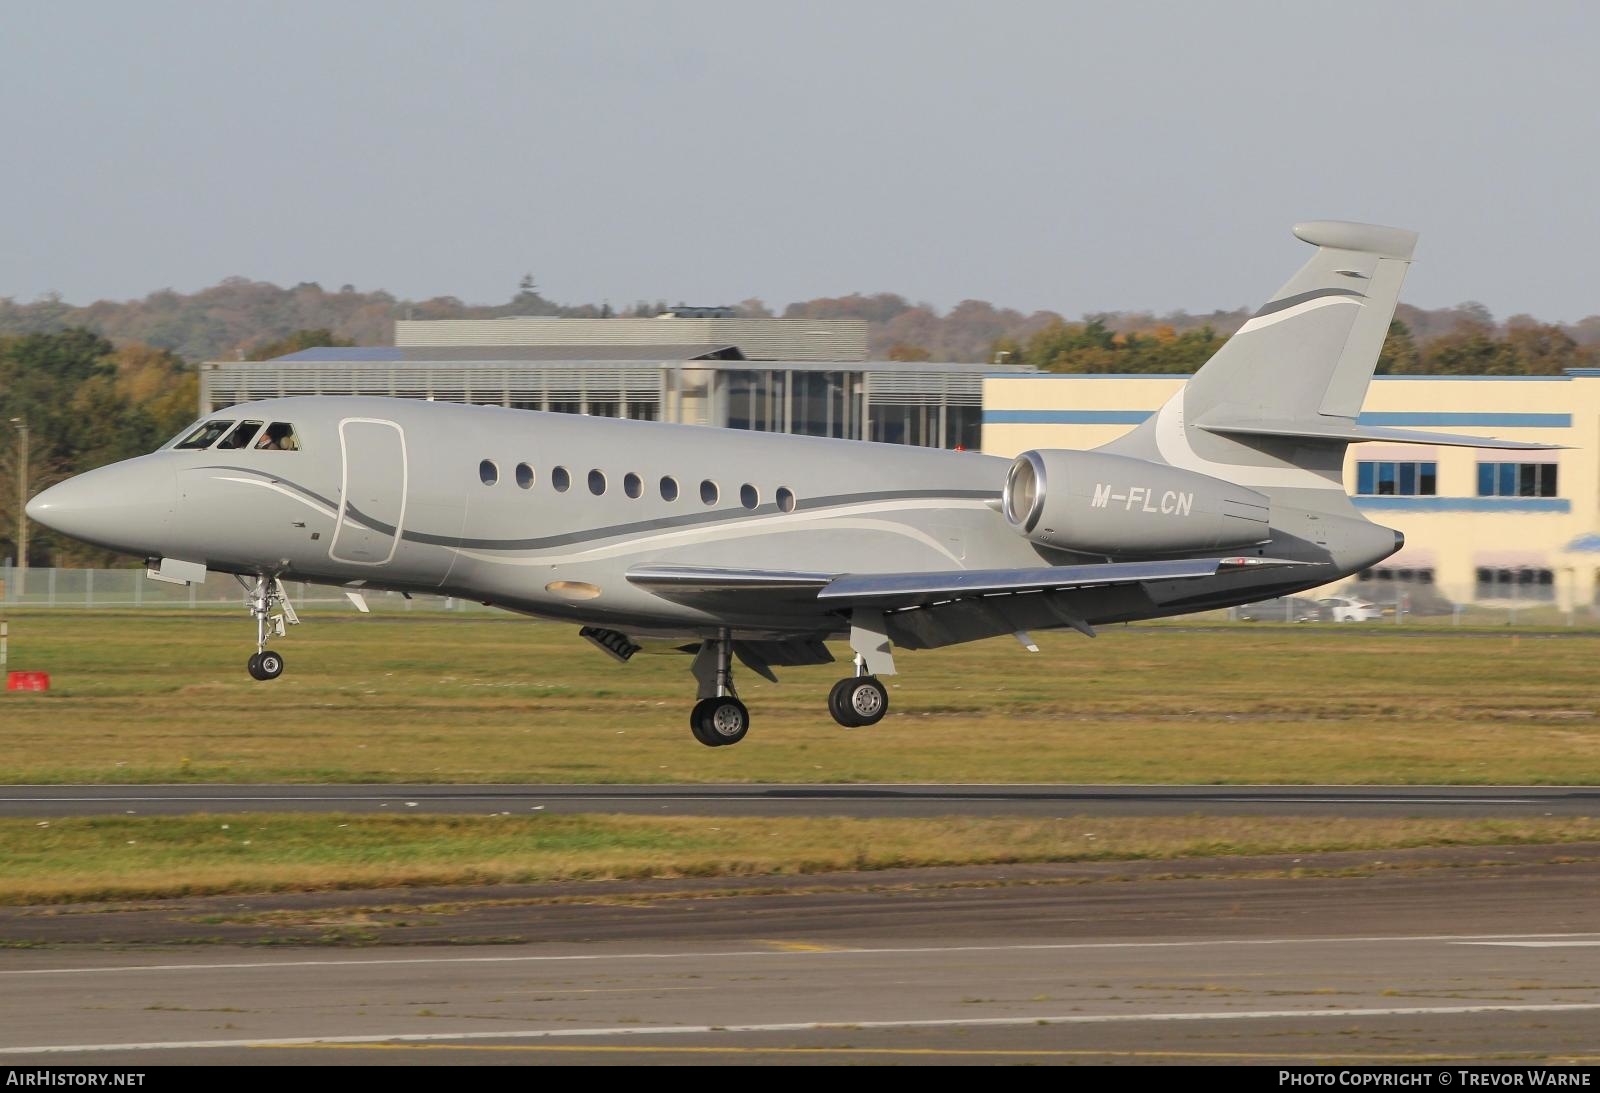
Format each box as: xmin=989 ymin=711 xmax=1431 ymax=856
xmin=31 ymin=394 xmax=1394 ymax=643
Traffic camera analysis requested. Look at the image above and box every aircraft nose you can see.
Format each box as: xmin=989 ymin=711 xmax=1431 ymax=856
xmin=26 ymin=457 xmax=176 ymax=558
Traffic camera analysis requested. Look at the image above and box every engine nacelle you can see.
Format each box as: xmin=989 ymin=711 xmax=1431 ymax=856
xmin=1002 ymin=449 xmax=1270 ymax=555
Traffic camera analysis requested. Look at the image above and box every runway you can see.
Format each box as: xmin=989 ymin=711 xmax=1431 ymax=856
xmin=2 ymin=782 xmax=1597 ymax=818
xmin=2 ymin=846 xmax=1598 ymax=1065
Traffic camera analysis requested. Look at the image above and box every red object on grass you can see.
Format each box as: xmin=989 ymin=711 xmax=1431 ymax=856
xmin=6 ymin=671 xmax=49 ymax=692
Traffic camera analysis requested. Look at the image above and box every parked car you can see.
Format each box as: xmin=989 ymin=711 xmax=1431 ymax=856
xmin=1236 ymin=597 xmax=1329 ymax=622
xmin=1316 ymin=596 xmax=1384 ymax=622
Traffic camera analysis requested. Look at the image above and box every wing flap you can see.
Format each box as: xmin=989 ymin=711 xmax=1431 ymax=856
xmin=816 ymin=556 xmax=1302 ymax=608
xmin=625 ymin=565 xmax=835 ymax=592
xmin=626 ymin=557 xmax=1306 ymax=614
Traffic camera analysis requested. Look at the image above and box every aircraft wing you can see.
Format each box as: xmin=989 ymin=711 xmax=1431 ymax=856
xmin=626 ymin=556 xmax=1300 ymax=613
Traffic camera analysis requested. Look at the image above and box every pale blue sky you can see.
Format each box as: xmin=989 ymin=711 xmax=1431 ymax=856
xmin=3 ymin=1 xmax=1598 ymax=321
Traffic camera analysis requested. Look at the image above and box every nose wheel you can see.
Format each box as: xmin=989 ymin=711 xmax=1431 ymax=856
xmin=240 ymin=574 xmax=297 ymax=681
xmin=829 ymin=675 xmax=889 ymax=727
xmin=248 ymin=651 xmax=285 ymax=681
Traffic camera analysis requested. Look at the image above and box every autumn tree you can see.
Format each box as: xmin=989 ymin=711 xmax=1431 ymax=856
xmin=0 ymin=330 xmax=197 ymax=566
xmin=1376 ymin=320 xmax=1422 ymax=374
xmin=244 ymin=328 xmax=355 ymax=361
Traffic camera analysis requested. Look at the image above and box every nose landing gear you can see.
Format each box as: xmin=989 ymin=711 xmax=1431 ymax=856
xmin=248 ymin=649 xmax=285 ymax=681
xmin=241 ymin=575 xmax=297 ymax=681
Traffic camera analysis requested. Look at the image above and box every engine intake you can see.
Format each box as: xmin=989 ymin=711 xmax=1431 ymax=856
xmin=1003 ymin=449 xmax=1270 ymax=555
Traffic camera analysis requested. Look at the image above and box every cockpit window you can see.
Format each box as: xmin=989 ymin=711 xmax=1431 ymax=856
xmin=216 ymin=421 xmax=263 ymax=450
xmin=254 ymin=422 xmax=300 ymax=451
xmin=174 ymin=420 xmax=236 ymax=450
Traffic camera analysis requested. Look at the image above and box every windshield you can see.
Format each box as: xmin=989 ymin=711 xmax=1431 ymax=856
xmin=173 ymin=420 xmax=236 ymax=450
xmin=216 ymin=421 xmax=263 ymax=450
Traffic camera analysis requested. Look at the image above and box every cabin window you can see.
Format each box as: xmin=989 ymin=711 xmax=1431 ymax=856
xmin=776 ymin=486 xmax=796 ymax=513
xmin=588 ymin=469 xmax=607 ymax=495
xmin=740 ymin=484 xmax=759 ymax=509
xmin=552 ymin=466 xmax=571 ymax=492
xmin=216 ymin=421 xmax=263 ymax=450
xmin=515 ymin=463 xmax=534 ymax=489
xmin=700 ymin=479 xmax=719 ymax=506
xmin=174 ymin=420 xmax=236 ymax=450
xmin=660 ymin=476 xmax=679 ymax=502
xmin=255 ymin=422 xmax=300 ymax=451
xmin=479 ymin=459 xmax=499 ymax=486
xmin=623 ymin=472 xmax=642 ymax=499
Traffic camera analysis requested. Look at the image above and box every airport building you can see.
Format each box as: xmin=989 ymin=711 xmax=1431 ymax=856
xmin=200 ymin=315 xmax=1031 ymax=451
xmin=984 ymin=372 xmax=1600 ymax=611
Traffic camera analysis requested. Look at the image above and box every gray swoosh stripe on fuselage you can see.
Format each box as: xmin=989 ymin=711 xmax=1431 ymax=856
xmin=199 ymin=466 xmax=342 ymax=512
xmin=204 ymin=467 xmax=999 ymax=553
xmin=1251 ymin=287 xmax=1365 ymax=318
xmin=381 ymin=488 xmax=1001 ymax=552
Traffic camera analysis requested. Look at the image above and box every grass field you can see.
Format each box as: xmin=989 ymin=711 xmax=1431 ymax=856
xmin=3 ymin=610 xmax=1598 ymax=785
xmin=8 ymin=813 xmax=1599 ymax=905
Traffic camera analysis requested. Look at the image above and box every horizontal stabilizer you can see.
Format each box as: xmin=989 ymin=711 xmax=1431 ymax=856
xmin=1198 ymin=419 xmax=1563 ymax=451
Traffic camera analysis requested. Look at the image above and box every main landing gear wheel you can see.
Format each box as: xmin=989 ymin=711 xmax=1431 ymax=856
xmin=247 ymin=650 xmax=285 ymax=681
xmin=829 ymin=676 xmax=888 ymax=728
xmin=691 ymin=696 xmax=750 ymax=747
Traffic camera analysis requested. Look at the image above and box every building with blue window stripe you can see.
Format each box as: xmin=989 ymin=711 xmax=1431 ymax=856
xmin=982 ymin=372 xmax=1596 ymax=610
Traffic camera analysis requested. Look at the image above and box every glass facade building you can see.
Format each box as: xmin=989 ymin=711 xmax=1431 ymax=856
xmin=201 ymin=345 xmax=1017 ymax=451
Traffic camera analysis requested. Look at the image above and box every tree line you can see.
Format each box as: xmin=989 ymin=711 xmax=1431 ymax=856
xmin=3 ymin=278 xmax=1598 ymax=373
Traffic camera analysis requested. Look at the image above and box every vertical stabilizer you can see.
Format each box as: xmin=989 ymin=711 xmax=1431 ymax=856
xmin=1186 ymin=220 xmax=1416 ymax=428
xmin=1101 ymin=221 xmax=1416 ymax=500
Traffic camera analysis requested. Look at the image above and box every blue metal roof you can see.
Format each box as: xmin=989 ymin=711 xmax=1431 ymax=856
xmin=275 ymin=347 xmax=400 ymax=362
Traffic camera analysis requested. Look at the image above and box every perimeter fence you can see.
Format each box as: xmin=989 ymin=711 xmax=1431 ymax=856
xmin=2 ymin=565 xmax=1597 ymax=628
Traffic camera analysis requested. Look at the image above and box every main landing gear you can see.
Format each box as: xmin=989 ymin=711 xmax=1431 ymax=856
xmin=689 ymin=632 xmax=749 ymax=747
xmin=686 ymin=612 xmax=898 ymax=746
xmin=241 ymin=575 xmax=298 ymax=681
xmin=828 ymin=663 xmax=889 ymax=728
xmin=828 ymin=607 xmax=893 ymax=728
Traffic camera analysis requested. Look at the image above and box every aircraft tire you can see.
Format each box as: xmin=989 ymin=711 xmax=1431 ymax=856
xmin=844 ymin=677 xmax=889 ymax=726
xmin=694 ymin=697 xmax=749 ymax=747
xmin=689 ymin=698 xmax=721 ymax=746
xmin=828 ymin=678 xmax=864 ymax=728
xmin=256 ymin=650 xmax=285 ymax=680
xmin=247 ymin=653 xmax=265 ymax=680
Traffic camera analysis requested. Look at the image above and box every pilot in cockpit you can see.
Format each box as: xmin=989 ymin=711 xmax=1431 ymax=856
xmin=255 ymin=423 xmax=299 ymax=451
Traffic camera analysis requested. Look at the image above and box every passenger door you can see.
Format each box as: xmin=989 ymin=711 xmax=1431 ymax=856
xmin=329 ymin=418 xmax=407 ymax=566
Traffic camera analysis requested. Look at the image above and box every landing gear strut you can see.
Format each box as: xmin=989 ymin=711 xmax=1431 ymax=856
xmin=241 ymin=575 xmax=297 ymax=681
xmin=689 ymin=631 xmax=749 ymax=747
xmin=826 ymin=610 xmax=895 ymax=728
xmin=828 ymin=654 xmax=889 ymax=728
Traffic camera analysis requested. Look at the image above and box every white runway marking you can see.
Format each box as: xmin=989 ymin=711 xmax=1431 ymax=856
xmin=7 ymin=933 xmax=1600 ymax=977
xmin=7 ymin=1003 xmax=1600 ymax=1056
xmin=1455 ymin=941 xmax=1600 ymax=948
xmin=0 ymin=793 xmax=1556 ymax=805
